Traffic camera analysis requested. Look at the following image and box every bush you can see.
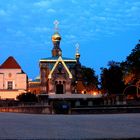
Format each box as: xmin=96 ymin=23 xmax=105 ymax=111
xmin=16 ymin=92 xmax=38 ymax=102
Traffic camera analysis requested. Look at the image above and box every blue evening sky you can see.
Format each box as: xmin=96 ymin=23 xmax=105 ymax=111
xmin=0 ymin=0 xmax=140 ymax=79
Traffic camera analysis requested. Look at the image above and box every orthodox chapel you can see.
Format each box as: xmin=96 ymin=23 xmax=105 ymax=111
xmin=39 ymin=21 xmax=84 ymax=94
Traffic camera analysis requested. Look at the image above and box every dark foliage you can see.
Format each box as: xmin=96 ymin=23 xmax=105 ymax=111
xmin=16 ymin=92 xmax=38 ymax=102
xmin=81 ymin=66 xmax=99 ymax=90
xmin=100 ymin=61 xmax=125 ymax=94
xmin=121 ymin=42 xmax=140 ymax=85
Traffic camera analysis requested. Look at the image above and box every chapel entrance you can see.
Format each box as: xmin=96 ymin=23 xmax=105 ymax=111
xmin=56 ymin=84 xmax=63 ymax=94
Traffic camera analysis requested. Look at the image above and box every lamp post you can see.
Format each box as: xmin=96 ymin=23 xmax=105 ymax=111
xmin=84 ymin=79 xmax=88 ymax=94
xmin=123 ymin=85 xmax=140 ymax=98
xmin=136 ymin=85 xmax=140 ymax=97
xmin=75 ymin=81 xmax=78 ymax=93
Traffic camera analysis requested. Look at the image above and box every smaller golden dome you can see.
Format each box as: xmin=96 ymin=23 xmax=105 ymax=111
xmin=76 ymin=53 xmax=80 ymax=59
xmin=58 ymin=51 xmax=62 ymax=56
xmin=75 ymin=43 xmax=80 ymax=59
xmin=52 ymin=32 xmax=61 ymax=42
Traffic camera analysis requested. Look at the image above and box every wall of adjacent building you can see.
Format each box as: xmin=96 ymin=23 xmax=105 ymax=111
xmin=28 ymin=82 xmax=41 ymax=94
xmin=0 ymin=90 xmax=26 ymax=100
xmin=16 ymin=74 xmax=27 ymax=90
xmin=0 ymin=69 xmax=27 ymax=100
xmin=0 ymin=69 xmax=27 ymax=90
xmin=0 ymin=74 xmax=4 ymax=89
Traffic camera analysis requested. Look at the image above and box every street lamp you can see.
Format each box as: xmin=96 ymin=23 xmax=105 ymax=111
xmin=75 ymin=81 xmax=78 ymax=93
xmin=123 ymin=85 xmax=140 ymax=98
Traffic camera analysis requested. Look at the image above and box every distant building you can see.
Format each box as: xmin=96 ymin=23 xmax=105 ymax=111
xmin=39 ymin=21 xmax=84 ymax=94
xmin=0 ymin=56 xmax=27 ymax=100
xmin=28 ymin=76 xmax=40 ymax=94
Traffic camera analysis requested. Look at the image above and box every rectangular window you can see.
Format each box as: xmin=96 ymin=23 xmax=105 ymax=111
xmin=7 ymin=81 xmax=13 ymax=90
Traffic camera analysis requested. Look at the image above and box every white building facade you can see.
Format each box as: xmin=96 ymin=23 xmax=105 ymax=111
xmin=0 ymin=56 xmax=27 ymax=100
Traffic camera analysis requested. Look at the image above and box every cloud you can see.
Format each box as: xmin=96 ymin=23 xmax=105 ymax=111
xmin=93 ymin=16 xmax=106 ymax=21
xmin=34 ymin=1 xmax=51 ymax=8
xmin=0 ymin=9 xmax=7 ymax=16
xmin=125 ymin=23 xmax=140 ymax=26
xmin=15 ymin=30 xmax=25 ymax=37
xmin=47 ymin=8 xmax=56 ymax=13
xmin=0 ymin=0 xmax=140 ymax=47
xmin=71 ymin=0 xmax=78 ymax=4
xmin=34 ymin=27 xmax=51 ymax=33
xmin=33 ymin=0 xmax=62 ymax=8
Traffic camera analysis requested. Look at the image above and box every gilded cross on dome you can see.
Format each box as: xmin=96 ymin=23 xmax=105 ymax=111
xmin=75 ymin=43 xmax=80 ymax=53
xmin=75 ymin=43 xmax=80 ymax=59
xmin=53 ymin=20 xmax=59 ymax=31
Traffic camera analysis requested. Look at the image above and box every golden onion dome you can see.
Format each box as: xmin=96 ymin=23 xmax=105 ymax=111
xmin=75 ymin=52 xmax=80 ymax=59
xmin=52 ymin=32 xmax=61 ymax=41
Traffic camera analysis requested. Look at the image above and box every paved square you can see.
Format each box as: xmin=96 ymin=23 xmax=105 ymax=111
xmin=0 ymin=113 xmax=140 ymax=139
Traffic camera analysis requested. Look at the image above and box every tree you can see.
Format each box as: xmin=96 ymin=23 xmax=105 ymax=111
xmin=121 ymin=41 xmax=140 ymax=86
xmin=100 ymin=61 xmax=125 ymax=95
xmin=16 ymin=92 xmax=38 ymax=102
xmin=81 ymin=66 xmax=98 ymax=92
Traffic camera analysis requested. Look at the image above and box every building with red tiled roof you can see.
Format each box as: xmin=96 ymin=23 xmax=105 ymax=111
xmin=0 ymin=56 xmax=27 ymax=100
xmin=0 ymin=56 xmax=21 ymax=69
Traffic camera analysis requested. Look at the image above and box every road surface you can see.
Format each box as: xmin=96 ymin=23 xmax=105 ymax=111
xmin=0 ymin=113 xmax=140 ymax=139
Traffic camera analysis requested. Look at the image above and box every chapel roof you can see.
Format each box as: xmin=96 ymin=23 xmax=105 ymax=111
xmin=40 ymin=56 xmax=76 ymax=61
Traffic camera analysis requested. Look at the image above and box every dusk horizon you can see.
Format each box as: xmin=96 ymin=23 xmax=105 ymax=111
xmin=0 ymin=0 xmax=140 ymax=79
